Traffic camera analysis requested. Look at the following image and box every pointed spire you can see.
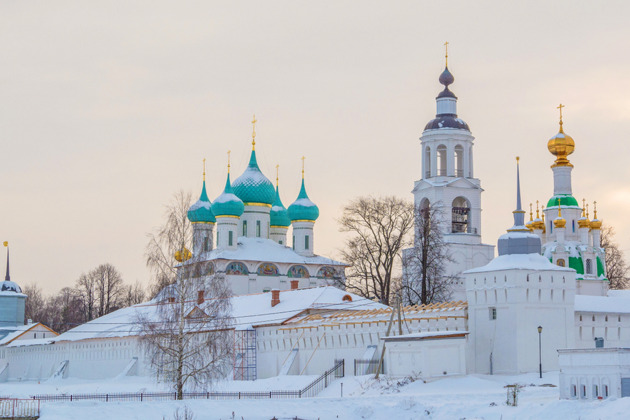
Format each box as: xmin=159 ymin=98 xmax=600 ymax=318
xmin=3 ymin=241 xmax=9 ymax=281
xmin=508 ymin=157 xmax=527 ymax=231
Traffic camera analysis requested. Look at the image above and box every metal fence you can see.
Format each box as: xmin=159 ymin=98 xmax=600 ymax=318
xmin=31 ymin=359 xmax=345 ymax=403
xmin=0 ymin=398 xmax=40 ymax=418
xmin=353 ymin=359 xmax=383 ymax=376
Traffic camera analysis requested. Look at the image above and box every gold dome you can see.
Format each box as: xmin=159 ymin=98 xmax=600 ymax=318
xmin=548 ymin=104 xmax=575 ymax=167
xmin=590 ymin=201 xmax=602 ymax=229
xmin=577 ymin=200 xmax=590 ymax=228
xmin=175 ymin=247 xmax=192 ymax=262
xmin=553 ymin=203 xmax=566 ymax=228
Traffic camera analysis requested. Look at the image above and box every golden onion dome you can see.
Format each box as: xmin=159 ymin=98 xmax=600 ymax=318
xmin=577 ymin=200 xmax=590 ymax=228
xmin=175 ymin=247 xmax=192 ymax=262
xmin=548 ymin=104 xmax=575 ymax=167
xmin=590 ymin=201 xmax=602 ymax=229
xmin=553 ymin=203 xmax=566 ymax=228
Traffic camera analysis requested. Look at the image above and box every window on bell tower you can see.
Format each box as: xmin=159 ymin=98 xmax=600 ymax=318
xmin=454 ymin=145 xmax=464 ymax=177
xmin=452 ymin=197 xmax=470 ymax=233
xmin=437 ymin=145 xmax=447 ymax=176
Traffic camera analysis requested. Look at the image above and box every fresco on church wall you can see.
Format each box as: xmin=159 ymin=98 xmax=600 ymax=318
xmin=257 ymin=263 xmax=279 ymax=276
xmin=288 ymin=265 xmax=309 ymax=278
xmin=226 ymin=262 xmax=249 ymax=275
xmin=317 ymin=266 xmax=336 ymax=279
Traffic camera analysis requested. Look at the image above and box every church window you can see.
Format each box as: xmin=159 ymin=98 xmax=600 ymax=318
xmin=586 ymin=259 xmax=593 ymax=274
xmin=425 ymin=147 xmax=431 ymax=178
xmin=305 ymin=235 xmax=310 ymax=250
xmin=526 ymin=289 xmax=529 ymax=302
xmin=317 ymin=266 xmax=336 ymax=279
xmin=228 ymin=231 xmax=233 ymax=246
xmin=437 ymin=145 xmax=447 ymax=176
xmin=451 ymin=197 xmax=470 ymax=233
xmin=279 ymin=240 xmax=283 ymax=245
xmin=243 ymin=220 xmax=247 ymax=236
xmin=203 ymin=237 xmax=209 ymax=252
xmin=256 ymin=221 xmax=261 ymax=237
xmin=572 ymin=220 xmax=576 ymax=232
xmin=563 ymin=290 xmax=566 ymax=302
xmin=606 ymin=315 xmax=608 ymax=322
xmin=489 ymin=307 xmax=497 ymax=320
xmin=293 ymin=236 xmax=295 ymax=250
xmin=454 ymin=145 xmax=464 ymax=177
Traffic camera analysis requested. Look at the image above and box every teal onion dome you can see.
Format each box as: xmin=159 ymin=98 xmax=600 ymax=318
xmin=288 ymin=179 xmax=319 ymax=222
xmin=270 ymin=185 xmax=291 ymax=227
xmin=232 ymin=150 xmax=276 ymax=205
xmin=212 ymin=173 xmax=244 ymax=217
xmin=187 ymin=181 xmax=216 ymax=223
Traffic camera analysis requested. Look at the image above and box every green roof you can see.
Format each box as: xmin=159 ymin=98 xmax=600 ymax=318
xmin=546 ymin=194 xmax=579 ymax=208
xmin=232 ymin=150 xmax=275 ymax=205
xmin=270 ymin=185 xmax=290 ymax=227
xmin=288 ymin=179 xmax=319 ymax=222
xmin=212 ymin=173 xmax=244 ymax=217
xmin=187 ymin=181 xmax=216 ymax=223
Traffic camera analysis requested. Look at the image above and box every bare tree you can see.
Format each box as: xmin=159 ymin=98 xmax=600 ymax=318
xmin=601 ymin=226 xmax=630 ymax=290
xmin=76 ymin=272 xmax=98 ymax=321
xmin=339 ymin=196 xmax=414 ymax=306
xmin=137 ymin=274 xmax=233 ymax=399
xmin=146 ymin=190 xmax=194 ymax=298
xmin=402 ymin=204 xmax=454 ymax=305
xmin=123 ymin=280 xmax=146 ymax=307
xmin=22 ymin=283 xmax=46 ymax=324
xmin=93 ymin=263 xmax=125 ymax=316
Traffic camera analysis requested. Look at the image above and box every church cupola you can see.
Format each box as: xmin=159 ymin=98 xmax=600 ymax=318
xmin=212 ymin=153 xmax=244 ymax=251
xmin=231 ymin=116 xmax=275 ymax=239
xmin=188 ymin=159 xmax=216 ymax=255
xmin=590 ymin=201 xmax=602 ymax=247
xmin=1 ymin=242 xmax=26 ymax=327
xmin=270 ymin=165 xmax=291 ymax=246
xmin=497 ymin=158 xmax=542 ymax=256
xmin=288 ymin=157 xmax=319 ymax=256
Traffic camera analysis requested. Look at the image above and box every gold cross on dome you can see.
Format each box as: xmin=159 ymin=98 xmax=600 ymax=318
xmin=251 ymin=114 xmax=257 ymax=149
xmin=557 ymin=103 xmax=565 ymax=120
xmin=227 ymin=150 xmax=231 ymax=173
xmin=203 ymin=158 xmax=206 ymax=181
xmin=444 ymin=41 xmax=449 ymax=66
xmin=301 ymin=156 xmax=305 ymax=179
xmin=276 ymin=164 xmax=279 ymax=186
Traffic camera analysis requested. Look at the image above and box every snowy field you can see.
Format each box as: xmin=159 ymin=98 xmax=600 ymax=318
xmin=1 ymin=373 xmax=629 ymax=419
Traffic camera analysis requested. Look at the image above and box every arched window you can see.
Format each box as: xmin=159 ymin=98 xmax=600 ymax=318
xmin=317 ymin=266 xmax=336 ymax=279
xmin=204 ymin=262 xmax=215 ymax=276
xmin=288 ymin=265 xmax=310 ymax=278
xmin=226 ymin=262 xmax=249 ymax=275
xmin=451 ymin=197 xmax=470 ymax=233
xmin=257 ymin=263 xmax=279 ymax=276
xmin=557 ymin=259 xmax=566 ymax=267
xmin=437 ymin=145 xmax=447 ymax=176
xmin=454 ymin=145 xmax=464 ymax=177
xmin=586 ymin=259 xmax=593 ymax=274
xmin=424 ymin=146 xmax=431 ymax=178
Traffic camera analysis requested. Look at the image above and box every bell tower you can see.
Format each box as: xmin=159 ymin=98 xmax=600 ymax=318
xmin=406 ymin=45 xmax=494 ymax=300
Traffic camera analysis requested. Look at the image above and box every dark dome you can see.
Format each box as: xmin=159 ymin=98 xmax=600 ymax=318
xmin=437 ymin=88 xmax=457 ymax=99
xmin=439 ymin=67 xmax=454 ymax=86
xmin=424 ymin=115 xmax=470 ymax=131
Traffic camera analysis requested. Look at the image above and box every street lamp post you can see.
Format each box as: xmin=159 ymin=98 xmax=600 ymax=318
xmin=538 ymin=326 xmax=543 ymax=379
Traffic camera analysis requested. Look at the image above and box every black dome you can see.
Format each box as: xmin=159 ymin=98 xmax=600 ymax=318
xmin=439 ymin=67 xmax=454 ymax=86
xmin=424 ymin=115 xmax=470 ymax=131
xmin=437 ymin=88 xmax=457 ymax=99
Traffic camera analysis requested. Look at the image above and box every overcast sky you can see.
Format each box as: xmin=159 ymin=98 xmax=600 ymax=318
xmin=2 ymin=1 xmax=629 ymax=294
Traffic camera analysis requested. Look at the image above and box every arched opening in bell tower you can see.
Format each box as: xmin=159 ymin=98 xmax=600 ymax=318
xmin=437 ymin=145 xmax=447 ymax=176
xmin=454 ymin=145 xmax=464 ymax=177
xmin=424 ymin=146 xmax=431 ymax=178
xmin=452 ymin=196 xmax=471 ymax=233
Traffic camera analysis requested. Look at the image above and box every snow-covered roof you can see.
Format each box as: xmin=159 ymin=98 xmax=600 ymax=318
xmin=0 ymin=323 xmax=54 ymax=346
xmin=50 ymin=286 xmax=384 ymax=342
xmin=197 ymin=237 xmax=346 ymax=266
xmin=575 ymin=293 xmax=630 ymax=314
xmin=464 ymin=253 xmax=573 ymax=274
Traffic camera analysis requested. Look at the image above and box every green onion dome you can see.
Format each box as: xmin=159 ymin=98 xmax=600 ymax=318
xmin=288 ymin=179 xmax=319 ymax=222
xmin=212 ymin=173 xmax=244 ymax=218
xmin=546 ymin=194 xmax=579 ymax=208
xmin=187 ymin=181 xmax=216 ymax=223
xmin=232 ymin=150 xmax=276 ymax=205
xmin=270 ymin=185 xmax=291 ymax=227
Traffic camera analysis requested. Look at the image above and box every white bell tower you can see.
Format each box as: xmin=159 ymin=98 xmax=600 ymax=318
xmin=407 ymin=46 xmax=494 ymax=300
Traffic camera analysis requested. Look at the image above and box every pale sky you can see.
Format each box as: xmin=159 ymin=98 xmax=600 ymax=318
xmin=2 ymin=1 xmax=629 ymax=293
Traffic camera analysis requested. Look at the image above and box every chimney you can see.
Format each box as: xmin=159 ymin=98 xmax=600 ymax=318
xmin=168 ymin=297 xmax=175 ymax=303
xmin=271 ymin=289 xmax=280 ymax=307
xmin=197 ymin=290 xmax=205 ymax=305
xmin=290 ymin=280 xmax=299 ymax=290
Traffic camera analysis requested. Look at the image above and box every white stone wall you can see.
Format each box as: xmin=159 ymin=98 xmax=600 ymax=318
xmin=384 ymin=336 xmax=467 ymax=378
xmin=558 ymin=348 xmax=630 ymax=399
xmin=574 ymin=311 xmax=630 ymax=349
xmin=466 ymin=267 xmax=576 ymax=374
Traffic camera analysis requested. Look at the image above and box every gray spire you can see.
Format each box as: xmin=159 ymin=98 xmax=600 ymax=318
xmin=4 ymin=245 xmax=9 ymax=282
xmin=497 ymin=158 xmax=542 ymax=256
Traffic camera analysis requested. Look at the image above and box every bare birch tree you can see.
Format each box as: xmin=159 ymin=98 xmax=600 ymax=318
xmin=402 ymin=204 xmax=454 ymax=305
xmin=601 ymin=226 xmax=630 ymax=290
xmin=93 ymin=263 xmax=125 ymax=316
xmin=339 ymin=196 xmax=414 ymax=306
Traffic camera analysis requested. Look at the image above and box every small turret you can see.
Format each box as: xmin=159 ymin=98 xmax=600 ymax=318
xmin=188 ymin=159 xmax=216 ymax=255
xmin=288 ymin=157 xmax=319 ymax=256
xmin=590 ymin=201 xmax=602 ymax=247
xmin=1 ymin=242 xmax=26 ymax=327
xmin=270 ymin=165 xmax=290 ymax=246
xmin=212 ymin=153 xmax=244 ymax=250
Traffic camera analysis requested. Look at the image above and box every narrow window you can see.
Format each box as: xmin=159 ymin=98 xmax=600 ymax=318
xmin=203 ymin=237 xmax=209 ymax=252
xmin=489 ymin=307 xmax=497 ymax=320
xmin=279 ymin=240 xmax=283 ymax=245
xmin=243 ymin=220 xmax=247 ymax=236
xmin=256 ymin=220 xmax=261 ymax=237
xmin=228 ymin=231 xmax=233 ymax=246
xmin=292 ymin=235 xmax=295 ymax=250
xmin=586 ymin=259 xmax=593 ymax=274
xmin=305 ymin=235 xmax=310 ymax=250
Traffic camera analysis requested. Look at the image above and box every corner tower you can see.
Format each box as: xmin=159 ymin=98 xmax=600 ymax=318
xmin=407 ymin=45 xmax=494 ymax=300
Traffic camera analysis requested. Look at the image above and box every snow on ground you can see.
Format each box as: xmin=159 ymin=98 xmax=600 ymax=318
xmin=2 ymin=372 xmax=630 ymax=419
